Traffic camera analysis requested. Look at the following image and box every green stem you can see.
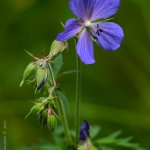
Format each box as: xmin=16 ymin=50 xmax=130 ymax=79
xmin=75 ymin=44 xmax=81 ymax=144
xmin=57 ymin=97 xmax=72 ymax=143
xmin=49 ymin=64 xmax=72 ymax=144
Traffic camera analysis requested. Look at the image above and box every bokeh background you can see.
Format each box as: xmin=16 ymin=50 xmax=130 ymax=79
xmin=0 ymin=0 xmax=150 ymax=149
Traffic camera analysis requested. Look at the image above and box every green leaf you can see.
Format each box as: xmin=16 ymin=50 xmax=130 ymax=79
xmin=52 ymin=54 xmax=64 ymax=78
xmin=90 ymin=126 xmax=101 ymax=139
xmin=56 ymin=89 xmax=71 ymax=115
xmin=95 ymin=130 xmax=122 ymax=145
xmin=117 ymin=137 xmax=146 ymax=150
xmin=94 ymin=130 xmax=146 ymax=150
xmin=108 ymin=130 xmax=122 ymax=139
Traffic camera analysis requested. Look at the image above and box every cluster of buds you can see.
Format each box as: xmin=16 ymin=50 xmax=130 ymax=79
xmin=39 ymin=97 xmax=58 ymax=131
xmin=20 ymin=40 xmax=68 ymax=132
xmin=20 ymin=58 xmax=49 ymax=93
xmin=26 ymin=97 xmax=58 ymax=132
xmin=20 ymin=40 xmax=67 ymax=93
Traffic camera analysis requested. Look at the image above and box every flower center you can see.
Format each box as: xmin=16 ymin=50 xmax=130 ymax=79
xmin=84 ymin=20 xmax=91 ymax=27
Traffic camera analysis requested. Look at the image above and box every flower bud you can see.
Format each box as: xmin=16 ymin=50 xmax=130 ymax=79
xmin=36 ymin=67 xmax=48 ymax=91
xmin=20 ymin=62 xmax=36 ymax=87
xmin=37 ymin=59 xmax=47 ymax=68
xmin=49 ymin=40 xmax=67 ymax=60
xmin=25 ymin=103 xmax=44 ymax=118
xmin=47 ymin=110 xmax=57 ymax=132
xmin=79 ymin=121 xmax=90 ymax=141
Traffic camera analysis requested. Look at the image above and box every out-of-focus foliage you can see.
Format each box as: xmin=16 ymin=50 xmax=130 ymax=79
xmin=17 ymin=126 xmax=146 ymax=150
xmin=0 ymin=0 xmax=150 ymax=149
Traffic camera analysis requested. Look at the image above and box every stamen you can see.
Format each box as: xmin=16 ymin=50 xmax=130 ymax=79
xmin=96 ymin=29 xmax=103 ymax=36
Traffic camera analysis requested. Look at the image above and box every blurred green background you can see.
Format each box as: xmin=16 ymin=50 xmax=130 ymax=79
xmin=0 ymin=0 xmax=150 ymax=149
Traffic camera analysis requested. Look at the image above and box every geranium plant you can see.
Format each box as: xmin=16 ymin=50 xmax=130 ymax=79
xmin=20 ymin=0 xmax=146 ymax=150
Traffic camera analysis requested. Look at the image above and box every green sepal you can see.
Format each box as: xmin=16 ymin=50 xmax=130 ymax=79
xmin=47 ymin=115 xmax=57 ymax=132
xmin=36 ymin=68 xmax=48 ymax=92
xmin=25 ymin=50 xmax=39 ymax=60
xmin=60 ymin=20 xmax=65 ymax=29
xmin=49 ymin=99 xmax=58 ymax=113
xmin=20 ymin=62 xmax=36 ymax=87
xmin=25 ymin=103 xmax=44 ymax=119
xmin=49 ymin=40 xmax=67 ymax=60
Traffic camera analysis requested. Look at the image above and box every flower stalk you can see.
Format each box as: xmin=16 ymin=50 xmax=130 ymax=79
xmin=48 ymin=64 xmax=72 ymax=144
xmin=75 ymin=40 xmax=81 ymax=144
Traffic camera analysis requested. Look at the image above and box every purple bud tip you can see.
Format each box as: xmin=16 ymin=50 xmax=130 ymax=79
xmin=79 ymin=120 xmax=90 ymax=141
xmin=37 ymin=79 xmax=46 ymax=90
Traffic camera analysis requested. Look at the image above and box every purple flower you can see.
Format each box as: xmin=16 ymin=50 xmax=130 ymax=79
xmin=79 ymin=120 xmax=90 ymax=141
xmin=56 ymin=0 xmax=124 ymax=64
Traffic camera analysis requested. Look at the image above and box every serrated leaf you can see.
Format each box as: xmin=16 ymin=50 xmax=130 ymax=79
xmin=116 ymin=138 xmax=146 ymax=150
xmin=94 ymin=130 xmax=146 ymax=150
xmin=108 ymin=130 xmax=122 ymax=139
xmin=95 ymin=130 xmax=122 ymax=145
xmin=56 ymin=89 xmax=71 ymax=115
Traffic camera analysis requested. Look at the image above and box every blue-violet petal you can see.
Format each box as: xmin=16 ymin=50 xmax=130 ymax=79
xmin=91 ymin=0 xmax=120 ymax=21
xmin=77 ymin=29 xmax=95 ymax=64
xmin=91 ymin=22 xmax=124 ymax=51
xmin=56 ymin=20 xmax=82 ymax=41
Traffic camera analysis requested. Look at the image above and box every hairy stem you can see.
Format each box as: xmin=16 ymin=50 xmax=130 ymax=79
xmin=75 ymin=40 xmax=81 ymax=144
xmin=49 ymin=64 xmax=72 ymax=144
